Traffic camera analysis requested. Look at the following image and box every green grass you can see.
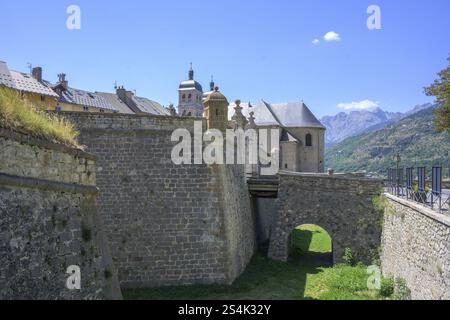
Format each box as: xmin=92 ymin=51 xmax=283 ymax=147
xmin=308 ymin=264 xmax=380 ymax=300
xmin=293 ymin=224 xmax=332 ymax=254
xmin=124 ymin=226 xmax=381 ymax=300
xmin=124 ymin=255 xmax=380 ymax=300
xmin=0 ymin=86 xmax=80 ymax=147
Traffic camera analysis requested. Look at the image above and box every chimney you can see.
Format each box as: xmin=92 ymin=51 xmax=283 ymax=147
xmin=57 ymin=73 xmax=68 ymax=90
xmin=125 ymin=90 xmax=134 ymax=99
xmin=116 ymin=86 xmax=139 ymax=113
xmin=32 ymin=67 xmax=42 ymax=82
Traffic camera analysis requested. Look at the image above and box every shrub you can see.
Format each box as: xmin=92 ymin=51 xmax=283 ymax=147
xmin=393 ymin=278 xmax=411 ymax=300
xmin=0 ymin=86 xmax=80 ymax=147
xmin=342 ymin=248 xmax=355 ymax=266
xmin=380 ymin=276 xmax=394 ymax=298
xmin=370 ymin=247 xmax=381 ymax=266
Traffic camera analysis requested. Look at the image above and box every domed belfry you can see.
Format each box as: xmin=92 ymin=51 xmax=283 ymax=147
xmin=177 ymin=64 xmax=204 ymax=117
xmin=203 ymin=87 xmax=229 ymax=132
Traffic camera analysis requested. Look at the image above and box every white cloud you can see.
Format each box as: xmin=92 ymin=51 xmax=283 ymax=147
xmin=324 ymin=31 xmax=341 ymax=42
xmin=337 ymin=100 xmax=379 ymax=111
xmin=312 ymin=39 xmax=320 ymax=45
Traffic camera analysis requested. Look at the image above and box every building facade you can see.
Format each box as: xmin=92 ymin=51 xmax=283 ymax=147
xmin=0 ymin=61 xmax=167 ymax=116
xmin=228 ymin=101 xmax=325 ymax=173
xmin=0 ymin=62 xmax=59 ymax=110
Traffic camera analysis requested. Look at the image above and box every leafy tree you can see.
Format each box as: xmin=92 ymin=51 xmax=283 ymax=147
xmin=425 ymin=54 xmax=450 ymax=133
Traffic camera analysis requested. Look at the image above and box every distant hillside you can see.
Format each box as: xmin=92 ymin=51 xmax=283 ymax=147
xmin=325 ymin=107 xmax=450 ymax=176
xmin=321 ymin=103 xmax=432 ymax=146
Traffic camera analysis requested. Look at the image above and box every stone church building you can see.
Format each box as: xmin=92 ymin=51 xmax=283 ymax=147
xmin=229 ymin=101 xmax=325 ymax=173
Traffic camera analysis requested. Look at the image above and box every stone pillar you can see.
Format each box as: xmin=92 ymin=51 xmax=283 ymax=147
xmin=245 ymin=111 xmax=259 ymax=177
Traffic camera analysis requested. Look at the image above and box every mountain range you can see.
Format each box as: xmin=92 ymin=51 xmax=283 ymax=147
xmin=321 ymin=103 xmax=433 ymax=146
xmin=324 ymin=106 xmax=450 ymax=176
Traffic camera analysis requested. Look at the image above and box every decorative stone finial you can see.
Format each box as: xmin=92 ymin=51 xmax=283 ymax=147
xmin=168 ymin=104 xmax=177 ymax=116
xmin=232 ymin=99 xmax=248 ymax=130
xmin=214 ymin=86 xmax=219 ymax=92
xmin=246 ymin=111 xmax=257 ymax=129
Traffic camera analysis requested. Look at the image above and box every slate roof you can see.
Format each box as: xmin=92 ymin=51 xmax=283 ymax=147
xmin=0 ymin=60 xmax=169 ymax=115
xmin=53 ymin=85 xmax=119 ymax=112
xmin=96 ymin=92 xmax=135 ymax=114
xmin=0 ymin=61 xmax=58 ymax=97
xmin=132 ymin=96 xmax=169 ymax=115
xmin=229 ymin=100 xmax=325 ymax=129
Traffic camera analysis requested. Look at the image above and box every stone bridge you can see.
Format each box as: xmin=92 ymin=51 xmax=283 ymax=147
xmin=250 ymin=172 xmax=384 ymax=264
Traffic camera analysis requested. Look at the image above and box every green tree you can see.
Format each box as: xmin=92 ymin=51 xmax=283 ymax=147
xmin=425 ymin=54 xmax=450 ymax=133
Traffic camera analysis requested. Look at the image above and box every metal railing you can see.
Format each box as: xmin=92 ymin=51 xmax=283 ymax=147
xmin=387 ymin=166 xmax=450 ymax=214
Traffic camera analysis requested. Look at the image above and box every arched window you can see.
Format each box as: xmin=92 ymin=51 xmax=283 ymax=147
xmin=306 ymin=134 xmax=312 ymax=147
xmin=182 ymin=94 xmax=186 ymax=101
xmin=188 ymin=94 xmax=192 ymax=101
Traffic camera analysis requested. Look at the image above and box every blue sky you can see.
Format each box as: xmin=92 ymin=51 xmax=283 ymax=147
xmin=1 ymin=0 xmax=449 ymax=117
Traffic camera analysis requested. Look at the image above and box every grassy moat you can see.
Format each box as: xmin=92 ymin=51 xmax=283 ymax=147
xmin=124 ymin=225 xmax=383 ymax=300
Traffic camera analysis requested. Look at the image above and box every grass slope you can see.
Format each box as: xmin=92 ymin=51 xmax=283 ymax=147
xmin=293 ymin=224 xmax=332 ymax=254
xmin=325 ymin=107 xmax=450 ymax=176
xmin=0 ymin=87 xmax=79 ymax=147
xmin=124 ymin=226 xmax=380 ymax=300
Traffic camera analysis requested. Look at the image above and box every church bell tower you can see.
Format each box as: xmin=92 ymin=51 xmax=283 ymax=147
xmin=177 ymin=64 xmax=204 ymax=117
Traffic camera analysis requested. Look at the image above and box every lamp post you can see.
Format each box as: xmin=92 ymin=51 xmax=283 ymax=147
xmin=394 ymin=153 xmax=401 ymax=196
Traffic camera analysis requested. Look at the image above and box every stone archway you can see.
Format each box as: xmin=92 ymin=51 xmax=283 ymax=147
xmin=269 ymin=209 xmax=345 ymax=263
xmin=289 ymin=224 xmax=333 ymax=266
xmin=267 ymin=173 xmax=383 ymax=264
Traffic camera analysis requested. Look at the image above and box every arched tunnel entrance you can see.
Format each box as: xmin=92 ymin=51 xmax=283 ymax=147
xmin=259 ymin=173 xmax=384 ymax=264
xmin=289 ymin=224 xmax=333 ymax=267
